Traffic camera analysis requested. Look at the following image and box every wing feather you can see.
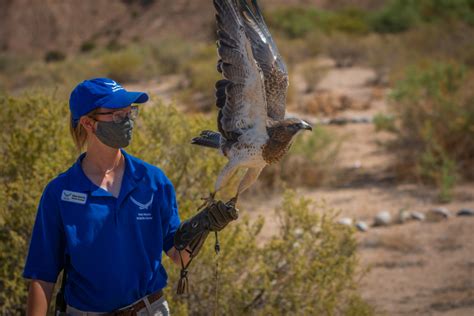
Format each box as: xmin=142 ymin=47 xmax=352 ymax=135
xmin=238 ymin=0 xmax=289 ymax=120
xmin=214 ymin=0 xmax=268 ymax=141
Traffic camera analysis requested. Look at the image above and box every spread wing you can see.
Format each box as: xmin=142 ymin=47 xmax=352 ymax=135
xmin=214 ymin=0 xmax=268 ymax=142
xmin=238 ymin=0 xmax=289 ymax=121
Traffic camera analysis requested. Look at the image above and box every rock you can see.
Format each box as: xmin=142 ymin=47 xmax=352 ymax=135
xmin=428 ymin=207 xmax=451 ymax=221
xmin=374 ymin=211 xmax=392 ymax=226
xmin=410 ymin=211 xmax=426 ymax=221
xmin=337 ymin=217 xmax=353 ymax=227
xmin=398 ymin=210 xmax=411 ymax=223
xmin=457 ymin=208 xmax=474 ymax=216
xmin=355 ymin=221 xmax=369 ymax=232
xmin=293 ymin=227 xmax=304 ymax=237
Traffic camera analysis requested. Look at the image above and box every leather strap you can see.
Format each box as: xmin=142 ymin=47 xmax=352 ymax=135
xmin=107 ymin=291 xmax=163 ymax=316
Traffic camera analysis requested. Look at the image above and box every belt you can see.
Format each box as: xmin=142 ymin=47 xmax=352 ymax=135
xmin=107 ymin=291 xmax=164 ymax=316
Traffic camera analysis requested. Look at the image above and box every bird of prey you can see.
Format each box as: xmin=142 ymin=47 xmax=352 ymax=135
xmin=192 ymin=0 xmax=312 ymax=204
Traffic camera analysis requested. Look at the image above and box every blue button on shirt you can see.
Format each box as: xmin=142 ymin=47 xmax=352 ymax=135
xmin=23 ymin=150 xmax=181 ymax=312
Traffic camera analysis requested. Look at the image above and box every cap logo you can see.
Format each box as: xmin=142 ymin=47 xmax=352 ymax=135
xmin=104 ymin=80 xmax=125 ymax=93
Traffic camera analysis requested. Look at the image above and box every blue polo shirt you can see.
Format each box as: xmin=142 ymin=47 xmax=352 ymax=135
xmin=22 ymin=150 xmax=181 ymax=312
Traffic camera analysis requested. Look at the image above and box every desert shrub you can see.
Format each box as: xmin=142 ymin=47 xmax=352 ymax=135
xmin=267 ymin=6 xmax=370 ymax=39
xmin=300 ymin=60 xmax=330 ymax=93
xmin=179 ymin=44 xmax=221 ymax=112
xmin=370 ymin=0 xmax=420 ymax=33
xmin=80 ymin=40 xmax=96 ymax=53
xmin=149 ymin=37 xmax=194 ymax=75
xmin=268 ymin=7 xmax=320 ymax=39
xmin=370 ymin=0 xmax=474 ymax=33
xmin=44 ymin=50 xmax=67 ymax=63
xmin=0 ymin=93 xmax=371 ymax=314
xmin=0 ymin=94 xmax=75 ymax=313
xmin=379 ymin=63 xmax=474 ymax=201
xmin=165 ymin=191 xmax=373 ymax=315
xmin=101 ymin=47 xmax=145 ymax=83
xmin=415 ymin=0 xmax=474 ymax=25
xmin=373 ymin=113 xmax=396 ymax=133
xmin=322 ymin=8 xmax=370 ymax=35
xmin=322 ymin=33 xmax=367 ymax=68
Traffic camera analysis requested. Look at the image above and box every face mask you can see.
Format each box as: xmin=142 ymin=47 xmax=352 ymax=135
xmin=95 ymin=117 xmax=134 ymax=148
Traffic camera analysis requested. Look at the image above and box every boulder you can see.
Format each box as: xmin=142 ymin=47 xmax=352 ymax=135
xmin=374 ymin=211 xmax=392 ymax=226
xmin=355 ymin=221 xmax=369 ymax=232
xmin=457 ymin=208 xmax=474 ymax=217
xmin=410 ymin=211 xmax=426 ymax=221
xmin=337 ymin=217 xmax=353 ymax=227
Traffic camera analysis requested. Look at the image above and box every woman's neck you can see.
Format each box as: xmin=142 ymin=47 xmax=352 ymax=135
xmin=83 ymin=144 xmax=123 ymax=175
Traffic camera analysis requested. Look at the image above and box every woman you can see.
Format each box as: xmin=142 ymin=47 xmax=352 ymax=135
xmin=23 ymin=78 xmax=237 ymax=315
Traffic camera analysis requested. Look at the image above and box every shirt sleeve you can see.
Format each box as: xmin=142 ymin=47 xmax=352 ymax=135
xmin=160 ymin=177 xmax=181 ymax=253
xmin=22 ymin=182 xmax=66 ymax=283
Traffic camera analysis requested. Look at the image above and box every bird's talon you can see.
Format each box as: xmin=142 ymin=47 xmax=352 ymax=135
xmin=227 ymin=196 xmax=238 ymax=207
xmin=198 ymin=192 xmax=216 ymax=210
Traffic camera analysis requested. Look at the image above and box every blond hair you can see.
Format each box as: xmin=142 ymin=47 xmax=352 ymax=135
xmin=69 ymin=109 xmax=98 ymax=152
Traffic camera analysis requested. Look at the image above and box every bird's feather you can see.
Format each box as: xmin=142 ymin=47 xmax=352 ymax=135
xmin=238 ymin=0 xmax=289 ymax=121
xmin=214 ymin=0 xmax=268 ymax=141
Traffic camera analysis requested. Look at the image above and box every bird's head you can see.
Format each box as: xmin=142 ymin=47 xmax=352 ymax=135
xmin=286 ymin=118 xmax=313 ymax=135
xmin=268 ymin=118 xmax=313 ymax=142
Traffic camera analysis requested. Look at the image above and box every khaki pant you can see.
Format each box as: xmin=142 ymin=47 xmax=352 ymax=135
xmin=66 ymin=296 xmax=170 ymax=316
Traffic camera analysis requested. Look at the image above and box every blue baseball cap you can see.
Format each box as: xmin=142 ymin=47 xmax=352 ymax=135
xmin=69 ymin=78 xmax=149 ymax=127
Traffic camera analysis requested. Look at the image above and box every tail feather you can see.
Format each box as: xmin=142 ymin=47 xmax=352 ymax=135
xmin=191 ymin=130 xmax=222 ymax=149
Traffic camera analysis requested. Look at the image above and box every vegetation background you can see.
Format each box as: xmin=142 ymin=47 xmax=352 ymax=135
xmin=1 ymin=0 xmax=473 ymax=315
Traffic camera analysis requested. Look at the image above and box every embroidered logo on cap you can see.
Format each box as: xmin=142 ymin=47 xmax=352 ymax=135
xmin=104 ymin=80 xmax=125 ymax=93
xmin=61 ymin=190 xmax=87 ymax=204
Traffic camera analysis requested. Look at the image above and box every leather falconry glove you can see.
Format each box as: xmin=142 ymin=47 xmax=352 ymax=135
xmin=174 ymin=200 xmax=238 ymax=255
xmin=173 ymin=200 xmax=238 ymax=294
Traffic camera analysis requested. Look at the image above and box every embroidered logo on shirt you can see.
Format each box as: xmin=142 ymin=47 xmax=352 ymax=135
xmin=61 ymin=190 xmax=87 ymax=204
xmin=130 ymin=194 xmax=154 ymax=210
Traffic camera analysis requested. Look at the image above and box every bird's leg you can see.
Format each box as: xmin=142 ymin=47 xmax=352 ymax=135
xmin=235 ymin=167 xmax=263 ymax=198
xmin=200 ymin=160 xmax=239 ymax=207
xmin=227 ymin=193 xmax=239 ymax=208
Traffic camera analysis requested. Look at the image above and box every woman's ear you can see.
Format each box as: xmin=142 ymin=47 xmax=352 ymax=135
xmin=80 ymin=116 xmax=95 ymax=133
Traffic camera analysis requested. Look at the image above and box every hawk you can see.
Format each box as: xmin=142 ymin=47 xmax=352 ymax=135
xmin=192 ymin=0 xmax=312 ymax=204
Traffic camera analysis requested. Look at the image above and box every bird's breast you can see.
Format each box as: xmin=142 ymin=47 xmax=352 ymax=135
xmin=262 ymin=139 xmax=292 ymax=164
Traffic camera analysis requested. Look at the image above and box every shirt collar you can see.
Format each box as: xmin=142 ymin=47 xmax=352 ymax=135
xmin=67 ymin=149 xmax=146 ymax=196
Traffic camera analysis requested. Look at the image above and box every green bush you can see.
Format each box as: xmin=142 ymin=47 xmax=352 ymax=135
xmin=267 ymin=6 xmax=369 ymax=39
xmin=149 ymin=37 xmax=194 ymax=75
xmin=165 ymin=191 xmax=373 ymax=315
xmin=101 ymin=48 xmax=145 ymax=83
xmin=179 ymin=44 xmax=221 ymax=112
xmin=0 ymin=93 xmax=371 ymax=314
xmin=0 ymin=94 xmax=75 ymax=312
xmin=44 ymin=50 xmax=67 ymax=63
xmin=370 ymin=0 xmax=474 ymax=34
xmin=80 ymin=40 xmax=96 ymax=53
xmin=379 ymin=63 xmax=474 ymax=201
xmin=268 ymin=7 xmax=320 ymax=39
xmin=370 ymin=0 xmax=420 ymax=33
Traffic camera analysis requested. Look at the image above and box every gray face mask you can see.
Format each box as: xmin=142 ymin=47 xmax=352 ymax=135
xmin=95 ymin=117 xmax=134 ymax=148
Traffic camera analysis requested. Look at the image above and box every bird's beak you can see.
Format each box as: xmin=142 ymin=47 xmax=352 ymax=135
xmin=300 ymin=121 xmax=313 ymax=131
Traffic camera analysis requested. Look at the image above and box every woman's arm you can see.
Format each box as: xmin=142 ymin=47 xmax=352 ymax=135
xmin=166 ymin=246 xmax=191 ymax=267
xmin=26 ymin=280 xmax=55 ymax=316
